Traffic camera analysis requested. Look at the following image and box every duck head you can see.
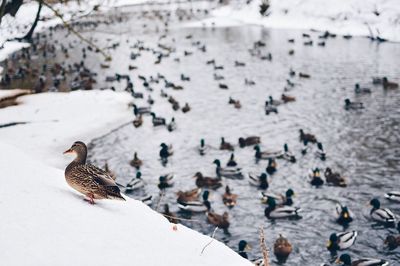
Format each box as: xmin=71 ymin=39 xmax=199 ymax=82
xmin=286 ymin=188 xmax=294 ymax=198
xmin=254 ymin=145 xmax=261 ymax=151
xmin=317 ymin=142 xmax=323 ymax=150
xmin=160 ymin=143 xmax=168 ymax=148
xmin=344 ymin=98 xmax=351 ymax=106
xmin=266 ymin=196 xmax=276 ymax=207
xmin=221 ymin=137 xmax=226 ymax=144
xmin=238 ymin=240 xmax=251 ymax=252
xmin=200 ymin=139 xmax=205 ymax=147
xmin=284 ymin=143 xmax=289 ymax=152
xmin=213 ymin=159 xmax=221 ymax=167
xmin=370 ymin=198 xmax=380 ymax=209
xmin=136 ymin=171 xmax=142 ymax=179
xmin=327 ymin=233 xmax=338 ymax=248
xmin=354 ymin=83 xmax=360 ymax=89
xmin=341 ymin=206 xmax=351 ymax=219
xmin=150 ymin=112 xmax=156 ymax=118
xmin=238 ymin=137 xmax=245 ymax=147
xmin=336 ymin=254 xmax=351 ymax=266
xmin=260 ymin=173 xmax=268 ymax=181
xmin=64 ymin=141 xmax=87 ymax=163
xmin=202 ymin=190 xmax=210 ymax=201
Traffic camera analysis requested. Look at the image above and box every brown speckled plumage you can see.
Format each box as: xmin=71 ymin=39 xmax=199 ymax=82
xmin=64 ymin=141 xmax=125 ymax=203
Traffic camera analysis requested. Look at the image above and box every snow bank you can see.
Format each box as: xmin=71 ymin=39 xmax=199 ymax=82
xmin=185 ymin=0 xmax=400 ymax=42
xmin=0 ymin=88 xmax=30 ymax=100
xmin=0 ymin=90 xmax=250 ymax=266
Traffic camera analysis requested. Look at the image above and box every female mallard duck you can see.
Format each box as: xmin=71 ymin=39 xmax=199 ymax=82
xmin=266 ymin=158 xmax=277 ymax=175
xmin=344 ymin=98 xmax=364 ymax=110
xmin=198 ymin=139 xmax=208 ymax=156
xmin=238 ymin=136 xmax=260 ymax=148
xmin=264 ymin=197 xmax=301 ymax=219
xmin=226 ymin=153 xmax=238 ymax=167
xmin=299 ymin=129 xmax=317 ymax=144
xmin=194 ymin=172 xmax=222 ymax=189
xmin=167 ymin=117 xmax=176 ymax=132
xmin=384 ymin=235 xmax=400 ymax=250
xmin=133 ymin=114 xmax=143 ymax=128
xmin=383 ymin=77 xmax=399 ymax=89
xmin=130 ymin=152 xmax=142 ymax=169
xmin=336 ymin=204 xmax=354 ymax=225
xmin=384 ymin=191 xmax=400 ymax=202
xmin=327 ymin=231 xmax=358 ymax=253
xmin=132 ymin=104 xmax=151 ymax=116
xmin=336 ymin=253 xmax=388 ymax=266
xmin=64 ymin=141 xmax=125 ymax=204
xmin=274 ymin=234 xmax=292 ymax=261
xmin=310 ymin=168 xmax=324 ymax=187
xmin=262 ymin=188 xmax=295 ymax=206
xmin=213 ymin=159 xmax=243 ymax=179
xmin=176 ymin=188 xmax=201 ymax=204
xmin=369 ymin=198 xmax=396 ymax=226
xmin=158 ymin=173 xmax=174 ymax=190
xmin=254 ymin=145 xmax=282 ymax=160
xmin=206 ymin=208 xmax=230 ymax=231
xmin=223 ymin=186 xmax=238 ymax=207
xmin=249 ymin=173 xmax=269 ymax=190
xmin=354 ymin=83 xmax=371 ymax=94
xmin=151 ymin=112 xmax=166 ymax=126
xmin=178 ymin=190 xmax=210 ymax=212
xmin=162 ymin=204 xmax=178 ymax=224
xmin=126 ymin=171 xmax=144 ymax=192
xmin=281 ymin=94 xmax=296 ymax=103
xmin=324 ymin=167 xmax=346 ymax=187
xmin=220 ymin=137 xmax=234 ymax=151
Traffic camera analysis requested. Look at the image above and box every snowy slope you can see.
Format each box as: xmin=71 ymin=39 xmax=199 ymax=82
xmin=0 ymin=90 xmax=251 ymax=266
xmin=185 ymin=0 xmax=400 ymax=42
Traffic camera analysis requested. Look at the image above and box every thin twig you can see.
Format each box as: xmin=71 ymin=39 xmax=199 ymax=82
xmin=200 ymin=227 xmax=218 ymax=255
xmin=259 ymin=227 xmax=270 ymax=266
xmin=161 ymin=214 xmax=202 ymax=223
xmin=40 ymin=0 xmax=111 ymax=60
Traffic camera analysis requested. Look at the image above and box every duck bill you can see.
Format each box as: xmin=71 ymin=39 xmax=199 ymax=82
xmin=335 ymin=258 xmax=341 ymax=264
xmin=63 ymin=148 xmax=73 ymax=154
xmin=245 ymin=244 xmax=252 ymax=251
xmin=326 ymin=241 xmax=332 ymax=248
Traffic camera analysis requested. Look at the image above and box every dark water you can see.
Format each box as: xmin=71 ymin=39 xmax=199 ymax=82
xmin=35 ymin=4 xmax=400 ymax=265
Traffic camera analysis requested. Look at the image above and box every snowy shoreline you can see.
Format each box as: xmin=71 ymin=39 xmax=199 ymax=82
xmin=0 ymin=90 xmax=251 ymax=265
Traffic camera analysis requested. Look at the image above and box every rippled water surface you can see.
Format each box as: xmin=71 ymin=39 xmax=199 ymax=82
xmin=67 ymin=5 xmax=400 ymax=265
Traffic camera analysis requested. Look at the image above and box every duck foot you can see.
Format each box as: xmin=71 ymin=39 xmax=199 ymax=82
xmin=84 ymin=196 xmax=95 ymax=205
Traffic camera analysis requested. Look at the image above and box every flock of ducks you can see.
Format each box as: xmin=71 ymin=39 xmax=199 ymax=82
xmin=1 ymin=3 xmax=398 ymax=265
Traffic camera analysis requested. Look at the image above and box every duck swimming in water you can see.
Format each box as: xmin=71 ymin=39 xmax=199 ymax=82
xmin=274 ymin=234 xmax=293 ymax=262
xmin=226 ymin=153 xmax=238 ymax=167
xmin=194 ymin=172 xmax=222 ymax=189
xmin=310 ymin=168 xmax=324 ymax=187
xmin=238 ymin=136 xmax=260 ymax=148
xmin=336 ymin=204 xmax=353 ymax=225
xmin=262 ymin=188 xmax=295 ymax=206
xmin=223 ymin=185 xmax=238 ymax=207
xmin=213 ymin=159 xmax=243 ymax=179
xmin=220 ymin=137 xmax=234 ymax=151
xmin=266 ymin=158 xmax=277 ymax=175
xmin=264 ymin=197 xmax=301 ymax=219
xmin=249 ymin=172 xmax=269 ymax=190
xmin=369 ymin=198 xmax=396 ymax=226
xmin=336 ymin=253 xmax=388 ymax=266
xmin=327 ymin=231 xmax=358 ymax=253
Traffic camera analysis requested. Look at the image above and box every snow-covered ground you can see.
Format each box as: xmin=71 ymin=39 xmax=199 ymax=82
xmin=184 ymin=0 xmax=400 ymax=42
xmin=0 ymin=90 xmax=251 ymax=266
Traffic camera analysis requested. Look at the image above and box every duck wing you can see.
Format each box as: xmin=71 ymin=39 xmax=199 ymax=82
xmin=353 ymin=258 xmax=388 ymax=266
xmin=84 ymin=165 xmax=124 ymax=200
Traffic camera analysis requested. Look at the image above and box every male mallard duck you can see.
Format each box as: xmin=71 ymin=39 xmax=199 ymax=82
xmin=147 ymin=95 xmax=154 ymax=105
xmin=219 ymin=83 xmax=228 ymax=89
xmin=254 ymin=145 xmax=282 ymax=160
xmin=220 ymin=137 xmax=234 ymax=151
xmin=213 ymin=159 xmax=243 ymax=179
xmin=274 ymin=234 xmax=292 ymax=261
xmin=369 ymin=198 xmax=396 ymax=226
xmin=261 ymin=188 xmax=295 ymax=206
xmin=316 ymin=142 xmax=326 ymax=161
xmin=158 ymin=173 xmax=174 ymax=190
xmin=299 ymin=129 xmax=317 ymax=144
xmin=176 ymin=188 xmax=201 ymax=204
xmin=354 ymin=83 xmax=371 ymax=94
xmin=133 ymin=114 xmax=143 ymax=128
xmin=162 ymin=204 xmax=178 ymax=223
xmin=265 ymin=101 xmax=278 ymax=115
xmin=64 ymin=141 xmax=125 ymax=204
xmin=269 ymin=96 xmax=283 ymax=107
xmin=126 ymin=171 xmax=145 ymax=192
xmin=336 ymin=204 xmax=354 ymax=225
xmin=194 ymin=172 xmax=222 ymax=189
xmin=159 ymin=143 xmax=172 ymax=164
xmin=281 ymin=143 xmax=296 ymax=163
xmin=281 ymin=94 xmax=296 ymax=103
xmin=249 ymin=173 xmax=269 ymax=190
xmin=384 ymin=191 xmax=400 ymax=202
xmin=324 ymin=167 xmax=346 ymax=187
xmin=151 ymin=112 xmax=166 ymax=126
xmin=178 ymin=190 xmax=210 ymax=212
xmin=310 ymin=168 xmax=324 ymax=187
xmin=226 ymin=153 xmax=238 ymax=167
xmin=327 ymin=231 xmax=357 ymax=253
xmin=383 ymin=77 xmax=398 ymax=89
xmin=198 ymin=138 xmax=209 ymax=156
xmin=167 ymin=117 xmax=176 ymax=132
xmin=223 ymin=186 xmax=237 ymax=207
xmin=344 ymin=98 xmax=364 ymax=110
xmin=266 ymin=158 xmax=277 ymax=175
xmin=129 ymin=152 xmax=142 ymax=169
xmin=264 ymin=197 xmax=301 ymax=219
xmin=384 ymin=235 xmax=400 ymax=250
xmin=132 ymin=104 xmax=151 ymax=116
xmin=336 ymin=253 xmax=388 ymax=266
xmin=182 ymin=103 xmax=191 ymax=113
xmin=238 ymin=240 xmax=251 ymax=259
xmin=238 ymin=136 xmax=260 ymax=148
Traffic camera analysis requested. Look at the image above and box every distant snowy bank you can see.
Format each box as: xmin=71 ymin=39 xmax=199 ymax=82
xmin=0 ymin=90 xmax=251 ymax=266
xmin=185 ymin=0 xmax=400 ymax=42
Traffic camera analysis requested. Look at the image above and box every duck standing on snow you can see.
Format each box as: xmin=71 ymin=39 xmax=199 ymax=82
xmin=335 ymin=253 xmax=388 ymax=266
xmin=327 ymin=231 xmax=358 ymax=253
xmin=64 ymin=141 xmax=125 ymax=204
xmin=274 ymin=234 xmax=292 ymax=262
xmin=369 ymin=198 xmax=396 ymax=226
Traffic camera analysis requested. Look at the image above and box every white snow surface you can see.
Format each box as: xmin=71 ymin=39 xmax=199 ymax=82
xmin=184 ymin=0 xmax=400 ymax=42
xmin=0 ymin=90 xmax=251 ymax=266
